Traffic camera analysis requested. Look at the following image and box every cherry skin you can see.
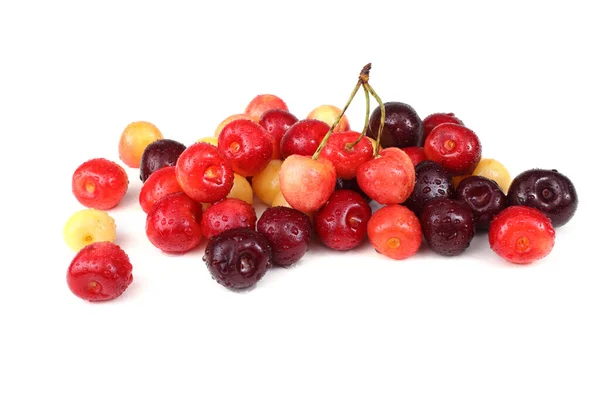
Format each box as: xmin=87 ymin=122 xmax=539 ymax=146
xmin=214 ymin=114 xmax=251 ymax=138
xmin=245 ymin=94 xmax=288 ymax=122
xmin=335 ymin=177 xmax=371 ymax=203
xmin=314 ymin=190 xmax=371 ymax=251
xmin=367 ymin=205 xmax=422 ymax=260
xmin=307 ymin=104 xmax=350 ymax=133
xmin=279 ymin=155 xmax=336 ymax=213
xmin=280 ymin=119 xmax=329 ymax=159
xmin=422 ymin=112 xmax=464 ymax=143
xmin=72 ymin=158 xmax=129 ymax=210
xmin=424 ymin=123 xmax=482 ymax=176
xmin=145 ymin=192 xmax=203 ymax=253
xmin=201 ymin=198 xmax=257 ymax=240
xmin=489 ymin=206 xmax=555 ymax=264
xmin=368 ymin=102 xmax=424 ymax=148
xmin=455 ymin=176 xmax=507 ymax=230
xmin=203 ymin=228 xmax=272 ymax=290
xmin=139 ymin=166 xmax=182 ymax=213
xmin=257 ymin=206 xmax=312 ymax=266
xmin=139 ymin=139 xmax=186 ymax=182
xmin=420 ymin=198 xmax=476 ymax=256
xmin=357 ymin=147 xmax=416 ymax=205
xmin=506 ymin=169 xmax=578 ymax=228
xmin=118 ymin=121 xmax=163 ymax=168
xmin=259 ymin=109 xmax=298 ymax=160
xmin=67 ymin=242 xmax=133 ymax=302
xmin=402 ymin=146 xmax=427 ymax=166
xmin=218 ymin=119 xmax=273 ymax=177
xmin=318 ymin=131 xmax=373 ymax=179
xmin=175 ymin=142 xmax=234 ymax=203
xmin=403 ymin=160 xmax=454 ymax=216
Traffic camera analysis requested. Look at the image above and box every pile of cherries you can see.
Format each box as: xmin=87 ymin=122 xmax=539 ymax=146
xmin=64 ymin=64 xmax=578 ymax=301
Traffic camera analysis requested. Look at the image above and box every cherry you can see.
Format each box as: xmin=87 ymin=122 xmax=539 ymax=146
xmin=367 ymin=102 xmax=423 ymax=148
xmin=214 ymin=114 xmax=251 ymax=137
xmin=455 ymin=176 xmax=507 ymax=230
xmin=203 ymin=228 xmax=272 ymax=290
xmin=318 ymin=131 xmax=373 ymax=179
xmin=259 ymin=109 xmax=299 ymax=160
xmin=201 ymin=198 xmax=257 ymax=240
xmin=424 ymin=123 xmax=482 ymax=176
xmin=218 ymin=119 xmax=273 ymax=177
xmin=356 ymin=147 xmax=415 ymax=205
xmin=422 ymin=112 xmax=464 ymax=143
xmin=279 ymin=155 xmax=336 ymax=213
xmin=367 ymin=205 xmax=422 ymax=260
xmin=307 ymin=105 xmax=351 ymax=133
xmin=314 ymin=190 xmax=371 ymax=251
xmin=335 ymin=177 xmax=371 ymax=203
xmin=245 ymin=94 xmax=288 ymax=122
xmin=420 ymin=198 xmax=476 ymax=256
xmin=403 ymin=160 xmax=454 ymax=216
xmin=72 ymin=158 xmax=129 ymax=210
xmin=402 ymin=146 xmax=427 ymax=166
xmin=257 ymin=206 xmax=312 ymax=266
xmin=280 ymin=119 xmax=330 ymax=159
xmin=118 ymin=121 xmax=163 ymax=168
xmin=471 ymin=158 xmax=511 ymax=194
xmin=67 ymin=242 xmax=133 ymax=302
xmin=145 ymin=192 xmax=203 ymax=253
xmin=139 ymin=166 xmax=182 ymax=213
xmin=506 ymin=169 xmax=578 ymax=228
xmin=175 ymin=142 xmax=234 ymax=203
xmin=489 ymin=206 xmax=555 ymax=264
xmin=139 ymin=139 xmax=186 ymax=182
xmin=252 ymin=159 xmax=283 ymax=205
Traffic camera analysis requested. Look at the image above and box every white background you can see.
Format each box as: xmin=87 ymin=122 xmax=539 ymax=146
xmin=1 ymin=1 xmax=598 ymax=399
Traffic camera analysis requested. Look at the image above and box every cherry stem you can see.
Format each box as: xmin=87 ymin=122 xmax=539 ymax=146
xmin=312 ymin=63 xmax=372 ymax=160
xmin=345 ymin=84 xmax=370 ymax=150
xmin=364 ymin=82 xmax=385 ymax=156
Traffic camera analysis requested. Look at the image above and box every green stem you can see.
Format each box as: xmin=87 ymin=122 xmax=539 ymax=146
xmin=364 ymin=82 xmax=385 ymax=156
xmin=345 ymin=84 xmax=371 ymax=150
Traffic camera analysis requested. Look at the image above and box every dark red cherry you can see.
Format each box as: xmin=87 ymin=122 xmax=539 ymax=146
xmin=257 ymin=207 xmax=312 ymax=267
xmin=140 ymin=139 xmax=187 ymax=182
xmin=403 ymin=160 xmax=454 ymax=216
xmin=455 ymin=176 xmax=507 ymax=230
xmin=367 ymin=102 xmax=423 ymax=148
xmin=420 ymin=198 xmax=476 ymax=256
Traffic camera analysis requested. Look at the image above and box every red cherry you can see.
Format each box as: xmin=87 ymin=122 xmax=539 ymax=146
xmin=280 ymin=119 xmax=329 ymax=159
xmin=176 ymin=142 xmax=234 ymax=203
xmin=424 ymin=123 xmax=482 ymax=176
xmin=218 ymin=119 xmax=273 ymax=177
xmin=314 ymin=190 xmax=371 ymax=250
xmin=489 ymin=206 xmax=555 ymax=265
xmin=139 ymin=166 xmax=182 ymax=213
xmin=201 ymin=198 xmax=257 ymax=240
xmin=67 ymin=242 xmax=133 ymax=302
xmin=318 ymin=131 xmax=373 ymax=179
xmin=72 ymin=158 xmax=129 ymax=210
xmin=422 ymin=112 xmax=464 ymax=143
xmin=367 ymin=205 xmax=422 ymax=260
xmin=259 ymin=109 xmax=299 ymax=160
xmin=245 ymin=94 xmax=288 ymax=122
xmin=279 ymin=155 xmax=336 ymax=213
xmin=356 ymin=147 xmax=415 ymax=205
xmin=402 ymin=146 xmax=426 ymax=167
xmin=145 ymin=192 xmax=203 ymax=253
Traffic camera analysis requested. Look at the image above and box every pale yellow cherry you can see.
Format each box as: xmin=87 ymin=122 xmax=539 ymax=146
xmin=196 ymin=136 xmax=218 ymax=146
xmin=307 ymin=104 xmax=350 ymax=132
xmin=118 ymin=121 xmax=163 ymax=168
xmin=226 ymin=173 xmax=253 ymax=204
xmin=214 ymin=114 xmax=252 ymax=137
xmin=63 ymin=209 xmax=117 ymax=251
xmin=252 ymin=159 xmax=282 ymax=205
xmin=472 ymin=158 xmax=511 ymax=193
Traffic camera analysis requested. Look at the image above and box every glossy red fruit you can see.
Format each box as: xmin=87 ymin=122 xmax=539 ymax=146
xmin=367 ymin=205 xmax=422 ymax=260
xmin=259 ymin=109 xmax=299 ymax=160
xmin=489 ymin=206 xmax=555 ymax=265
xmin=245 ymin=94 xmax=288 ymax=122
xmin=218 ymin=119 xmax=273 ymax=177
xmin=203 ymin=228 xmax=272 ymax=290
xmin=139 ymin=139 xmax=186 ymax=182
xmin=257 ymin=206 xmax=312 ymax=266
xmin=357 ymin=147 xmax=415 ymax=205
xmin=280 ymin=119 xmax=329 ymax=159
xmin=67 ymin=242 xmax=133 ymax=302
xmin=279 ymin=155 xmax=336 ymax=213
xmin=139 ymin=166 xmax=181 ymax=213
xmin=422 ymin=112 xmax=464 ymax=143
xmin=402 ymin=146 xmax=426 ymax=167
xmin=314 ymin=190 xmax=371 ymax=250
xmin=176 ymin=142 xmax=234 ymax=203
xmin=72 ymin=158 xmax=129 ymax=210
xmin=145 ymin=192 xmax=203 ymax=253
xmin=424 ymin=123 xmax=482 ymax=176
xmin=318 ymin=131 xmax=373 ymax=179
xmin=201 ymin=198 xmax=257 ymax=240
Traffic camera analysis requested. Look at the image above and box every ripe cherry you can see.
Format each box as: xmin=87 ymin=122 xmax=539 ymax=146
xmin=318 ymin=131 xmax=373 ymax=179
xmin=367 ymin=102 xmax=424 ymax=148
xmin=422 ymin=112 xmax=463 ymax=143
xmin=402 ymin=146 xmax=427 ymax=166
xmin=367 ymin=205 xmax=422 ymax=260
xmin=403 ymin=160 xmax=454 ymax=216
xmin=424 ymin=123 xmax=482 ymax=176
xmin=139 ymin=138 xmax=186 ymax=182
xmin=279 ymin=155 xmax=336 ymax=213
xmin=201 ymin=198 xmax=257 ymax=240
xmin=257 ymin=206 xmax=312 ymax=266
xmin=72 ymin=158 xmax=129 ymax=210
xmin=420 ymin=198 xmax=476 ymax=256
xmin=259 ymin=109 xmax=299 ymax=160
xmin=218 ymin=119 xmax=273 ymax=177
xmin=139 ymin=166 xmax=182 ymax=213
xmin=280 ymin=119 xmax=329 ymax=159
xmin=455 ymin=176 xmax=507 ymax=230
xmin=245 ymin=94 xmax=288 ymax=122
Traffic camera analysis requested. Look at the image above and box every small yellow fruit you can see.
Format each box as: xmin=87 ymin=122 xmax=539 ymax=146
xmin=472 ymin=158 xmax=511 ymax=193
xmin=63 ymin=209 xmax=117 ymax=251
xmin=252 ymin=159 xmax=283 ymax=205
xmin=197 ymin=136 xmax=219 ymax=146
xmin=226 ymin=173 xmax=253 ymax=204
